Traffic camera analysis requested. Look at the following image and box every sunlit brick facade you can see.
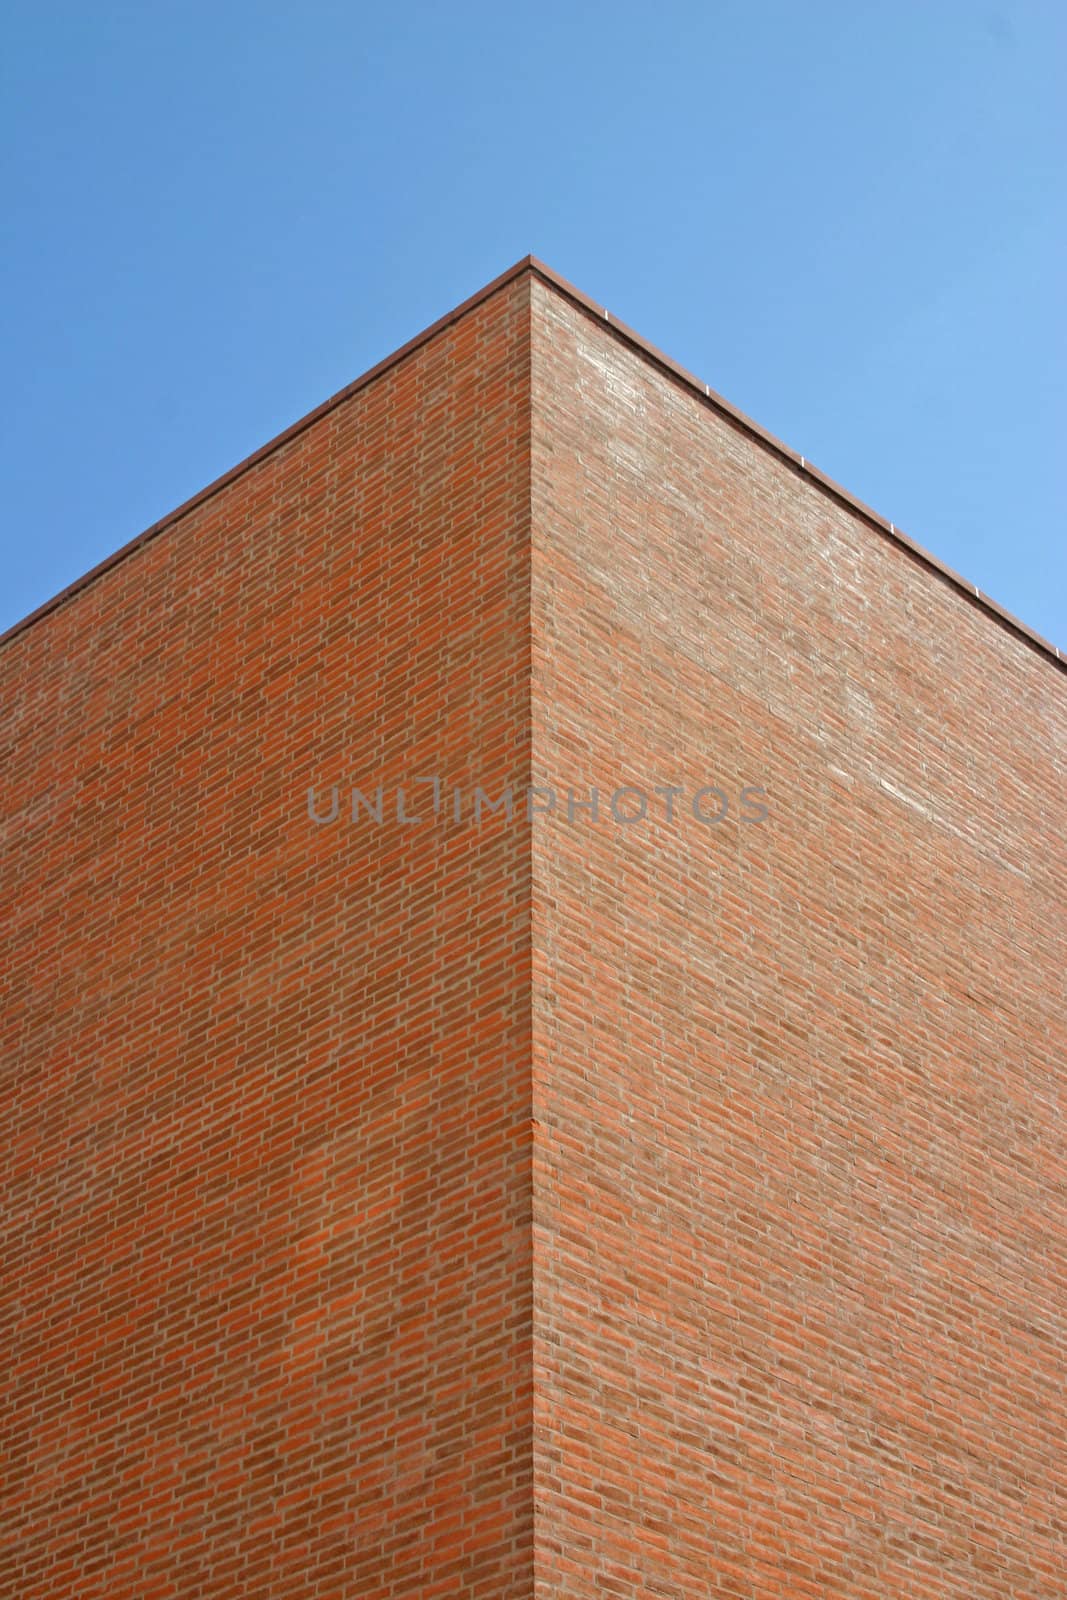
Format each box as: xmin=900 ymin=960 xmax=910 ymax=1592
xmin=3 ymin=260 xmax=1064 ymax=1598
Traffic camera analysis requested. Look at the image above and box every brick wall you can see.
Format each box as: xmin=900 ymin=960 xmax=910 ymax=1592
xmin=1 ymin=274 xmax=533 ymax=1599
xmin=3 ymin=260 xmax=1064 ymax=1598
xmin=530 ymin=276 xmax=1066 ymax=1597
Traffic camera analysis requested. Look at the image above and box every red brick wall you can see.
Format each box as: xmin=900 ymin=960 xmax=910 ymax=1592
xmin=4 ymin=262 xmax=1064 ymax=1599
xmin=1 ymin=275 xmax=533 ymax=1598
xmin=530 ymin=278 xmax=1066 ymax=1597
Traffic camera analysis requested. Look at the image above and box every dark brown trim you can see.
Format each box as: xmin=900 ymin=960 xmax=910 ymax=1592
xmin=525 ymin=257 xmax=1063 ymax=674
xmin=2 ymin=254 xmax=1063 ymax=674
xmin=0 ymin=257 xmax=535 ymax=650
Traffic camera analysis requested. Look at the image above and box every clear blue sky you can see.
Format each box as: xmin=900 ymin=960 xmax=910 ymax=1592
xmin=2 ymin=0 xmax=1064 ymax=647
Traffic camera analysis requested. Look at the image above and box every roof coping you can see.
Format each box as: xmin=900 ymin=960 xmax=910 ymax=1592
xmin=1 ymin=255 xmax=1062 ymax=674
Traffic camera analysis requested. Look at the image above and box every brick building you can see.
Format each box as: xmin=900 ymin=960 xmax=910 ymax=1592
xmin=2 ymin=258 xmax=1064 ymax=1597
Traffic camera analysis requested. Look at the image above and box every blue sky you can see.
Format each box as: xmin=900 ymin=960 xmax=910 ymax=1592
xmin=2 ymin=0 xmax=1064 ymax=647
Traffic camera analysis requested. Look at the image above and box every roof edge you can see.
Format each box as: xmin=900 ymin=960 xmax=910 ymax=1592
xmin=0 ymin=256 xmax=535 ymax=651
xmin=1 ymin=254 xmax=1062 ymax=674
xmin=526 ymin=257 xmax=1063 ymax=675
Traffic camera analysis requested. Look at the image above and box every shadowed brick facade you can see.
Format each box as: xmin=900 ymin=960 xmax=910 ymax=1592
xmin=2 ymin=259 xmax=1064 ymax=1597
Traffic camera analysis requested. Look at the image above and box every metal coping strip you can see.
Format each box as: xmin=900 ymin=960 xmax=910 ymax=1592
xmin=1 ymin=254 xmax=1062 ymax=673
